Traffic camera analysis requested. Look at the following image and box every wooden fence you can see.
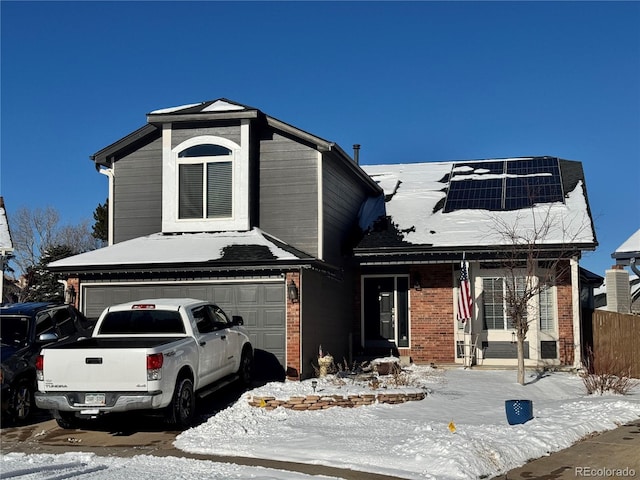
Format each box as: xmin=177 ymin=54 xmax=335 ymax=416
xmin=592 ymin=310 xmax=640 ymax=378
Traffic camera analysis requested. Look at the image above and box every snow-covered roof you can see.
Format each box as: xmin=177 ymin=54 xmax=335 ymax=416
xmin=612 ymin=228 xmax=640 ymax=263
xmin=149 ymin=99 xmax=247 ymax=115
xmin=360 ymin=158 xmax=596 ymax=249
xmin=48 ymin=229 xmax=308 ymax=270
xmin=0 ymin=197 xmax=14 ymax=254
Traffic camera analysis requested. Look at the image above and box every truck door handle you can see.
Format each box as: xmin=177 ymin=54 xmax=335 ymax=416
xmin=199 ymin=341 xmax=206 ymax=346
xmin=220 ymin=335 xmax=227 ymax=340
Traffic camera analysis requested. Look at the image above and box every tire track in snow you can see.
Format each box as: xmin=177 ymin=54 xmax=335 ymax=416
xmin=1 ymin=461 xmax=109 ymax=479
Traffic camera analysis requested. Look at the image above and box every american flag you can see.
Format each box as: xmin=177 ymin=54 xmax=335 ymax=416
xmin=457 ymin=261 xmax=472 ymax=322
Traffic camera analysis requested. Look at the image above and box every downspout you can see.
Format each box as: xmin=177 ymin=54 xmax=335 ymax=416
xmin=630 ymin=257 xmax=640 ymax=278
xmin=98 ymin=166 xmax=114 ymax=246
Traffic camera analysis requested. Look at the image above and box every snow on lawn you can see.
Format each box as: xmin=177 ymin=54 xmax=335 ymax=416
xmin=2 ymin=366 xmax=639 ymax=480
xmin=175 ymin=366 xmax=640 ymax=480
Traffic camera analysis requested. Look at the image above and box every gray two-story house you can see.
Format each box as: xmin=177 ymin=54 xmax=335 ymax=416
xmin=49 ymin=99 xmax=382 ymax=379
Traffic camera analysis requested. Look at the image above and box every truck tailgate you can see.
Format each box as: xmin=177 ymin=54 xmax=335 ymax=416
xmin=42 ymin=347 xmax=150 ymax=392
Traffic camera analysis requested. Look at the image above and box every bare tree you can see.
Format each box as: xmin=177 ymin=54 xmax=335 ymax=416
xmin=490 ymin=205 xmax=590 ymax=385
xmin=11 ymin=206 xmax=60 ymax=274
xmin=10 ymin=206 xmax=98 ymax=276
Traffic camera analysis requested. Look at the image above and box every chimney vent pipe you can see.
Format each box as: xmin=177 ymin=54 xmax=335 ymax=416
xmin=353 ymin=144 xmax=361 ymax=164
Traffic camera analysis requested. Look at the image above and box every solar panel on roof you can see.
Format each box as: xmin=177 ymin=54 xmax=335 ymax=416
xmin=443 ymin=157 xmax=564 ymax=213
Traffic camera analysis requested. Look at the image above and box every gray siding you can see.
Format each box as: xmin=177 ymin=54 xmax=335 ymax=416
xmin=113 ymin=138 xmax=163 ymax=243
xmin=322 ymin=154 xmax=369 ymax=265
xmin=81 ymin=280 xmax=286 ymax=365
xmin=259 ymin=132 xmax=319 ymax=257
xmin=300 ymin=268 xmax=354 ymax=378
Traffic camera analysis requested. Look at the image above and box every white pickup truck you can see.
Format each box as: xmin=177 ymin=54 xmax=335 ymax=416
xmin=35 ymin=298 xmax=253 ymax=429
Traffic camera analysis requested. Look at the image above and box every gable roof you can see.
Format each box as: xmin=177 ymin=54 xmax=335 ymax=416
xmin=357 ymin=157 xmax=597 ymax=258
xmin=91 ymin=98 xmax=379 ymax=193
xmin=612 ymin=228 xmax=640 ymax=265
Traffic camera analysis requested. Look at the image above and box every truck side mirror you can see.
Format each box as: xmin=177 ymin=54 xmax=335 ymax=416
xmin=232 ymin=316 xmax=244 ymax=326
xmin=37 ymin=332 xmax=59 ymax=344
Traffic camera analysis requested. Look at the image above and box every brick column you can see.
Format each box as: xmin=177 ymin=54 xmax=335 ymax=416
xmin=66 ymin=277 xmax=80 ymax=309
xmin=409 ymin=265 xmax=455 ymax=364
xmin=286 ymin=271 xmax=301 ymax=380
xmin=556 ymin=262 xmax=574 ymax=365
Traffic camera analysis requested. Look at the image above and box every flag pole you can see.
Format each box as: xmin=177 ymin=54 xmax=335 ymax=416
xmin=459 ymin=252 xmax=474 ymax=368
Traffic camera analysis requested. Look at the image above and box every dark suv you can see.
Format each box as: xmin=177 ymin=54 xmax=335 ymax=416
xmin=1 ymin=302 xmax=94 ymax=424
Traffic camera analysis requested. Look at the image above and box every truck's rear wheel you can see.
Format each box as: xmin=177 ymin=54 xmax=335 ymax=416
xmin=54 ymin=411 xmax=79 ymax=429
xmin=166 ymin=377 xmax=195 ymax=429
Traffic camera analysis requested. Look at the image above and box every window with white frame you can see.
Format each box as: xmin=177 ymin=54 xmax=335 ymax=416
xmin=177 ymin=144 xmax=233 ymax=220
xmin=482 ymin=276 xmax=527 ymax=330
xmin=538 ymin=286 xmax=555 ymax=331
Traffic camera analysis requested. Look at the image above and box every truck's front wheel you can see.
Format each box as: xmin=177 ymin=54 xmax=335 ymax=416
xmin=166 ymin=377 xmax=195 ymax=429
xmin=9 ymin=378 xmax=34 ymax=423
xmin=238 ymin=347 xmax=253 ymax=387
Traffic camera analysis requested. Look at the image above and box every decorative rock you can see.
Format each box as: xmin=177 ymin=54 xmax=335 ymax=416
xmin=249 ymin=390 xmax=426 ymax=411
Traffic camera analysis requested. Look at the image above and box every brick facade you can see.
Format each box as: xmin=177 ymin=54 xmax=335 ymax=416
xmin=407 ymin=265 xmax=455 ymax=364
xmin=356 ymin=261 xmax=577 ymax=367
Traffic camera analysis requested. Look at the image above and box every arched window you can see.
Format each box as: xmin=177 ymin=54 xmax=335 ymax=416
xmin=177 ymin=144 xmax=233 ymax=219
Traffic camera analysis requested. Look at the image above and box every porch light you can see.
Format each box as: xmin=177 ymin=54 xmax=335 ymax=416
xmin=413 ymin=273 xmax=422 ymax=291
xmin=511 ymin=331 xmax=516 ymax=344
xmin=287 ymin=279 xmax=299 ymax=303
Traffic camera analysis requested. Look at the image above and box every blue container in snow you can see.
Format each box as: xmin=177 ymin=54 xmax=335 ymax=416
xmin=505 ymin=400 xmax=533 ymax=425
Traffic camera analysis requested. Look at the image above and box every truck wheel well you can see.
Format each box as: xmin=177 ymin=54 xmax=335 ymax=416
xmin=177 ymin=366 xmax=194 ymax=383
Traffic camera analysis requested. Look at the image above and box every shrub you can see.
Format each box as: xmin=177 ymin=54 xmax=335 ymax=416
xmin=581 ymin=347 xmax=638 ymax=395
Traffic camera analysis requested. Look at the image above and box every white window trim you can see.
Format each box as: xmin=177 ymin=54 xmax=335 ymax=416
xmin=162 ymin=125 xmax=250 ymax=233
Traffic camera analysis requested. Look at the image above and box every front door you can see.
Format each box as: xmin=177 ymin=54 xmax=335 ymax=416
xmin=362 ymin=276 xmax=409 ymax=349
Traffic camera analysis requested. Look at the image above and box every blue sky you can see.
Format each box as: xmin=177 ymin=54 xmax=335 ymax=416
xmin=1 ymin=1 xmax=638 ymax=277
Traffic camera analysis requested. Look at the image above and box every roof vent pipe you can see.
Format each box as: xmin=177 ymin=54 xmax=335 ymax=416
xmin=353 ymin=144 xmax=361 ymax=164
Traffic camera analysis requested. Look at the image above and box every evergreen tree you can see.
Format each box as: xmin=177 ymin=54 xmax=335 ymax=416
xmin=23 ymin=245 xmax=75 ymax=302
xmin=92 ymin=200 xmax=108 ymax=244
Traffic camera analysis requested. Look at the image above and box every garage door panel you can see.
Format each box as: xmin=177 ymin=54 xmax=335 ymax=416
xmin=261 ymin=332 xmax=285 ymax=350
xmin=238 ymin=310 xmax=258 ymax=328
xmin=264 ymin=310 xmax=285 ymax=327
xmin=160 ymin=286 xmax=184 ymax=297
xmin=265 ymin=285 xmax=285 ymax=303
xmin=185 ymin=286 xmax=208 ymax=300
xmin=211 ymin=286 xmax=234 ymax=305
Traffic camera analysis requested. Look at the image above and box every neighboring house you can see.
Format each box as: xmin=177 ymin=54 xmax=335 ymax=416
xmin=0 ymin=197 xmax=15 ymax=304
xmin=48 ymin=98 xmax=599 ymax=376
xmin=594 ymin=228 xmax=640 ymax=315
xmin=356 ymin=159 xmax=598 ymax=368
xmin=48 ymin=99 xmax=382 ymax=379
